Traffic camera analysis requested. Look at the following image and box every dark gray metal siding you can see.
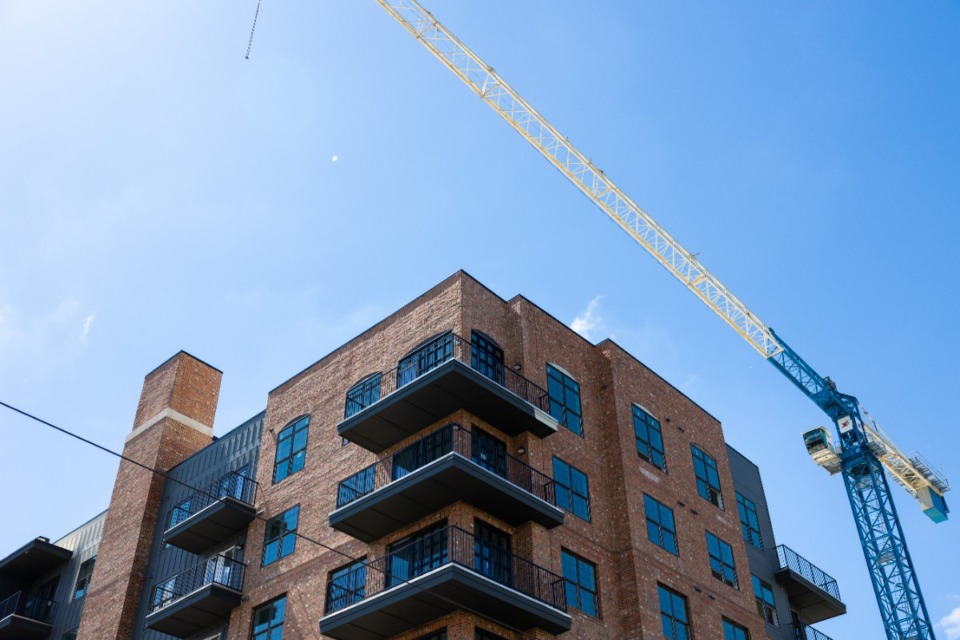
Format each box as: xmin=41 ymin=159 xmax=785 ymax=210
xmin=45 ymin=510 xmax=107 ymax=638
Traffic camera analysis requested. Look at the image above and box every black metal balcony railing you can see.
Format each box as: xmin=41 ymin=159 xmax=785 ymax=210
xmin=148 ymin=555 xmax=246 ymax=615
xmin=323 ymin=525 xmax=566 ymax=614
xmin=335 ymin=424 xmax=556 ymax=508
xmin=776 ymin=545 xmax=841 ymax=601
xmin=793 ymin=622 xmax=835 ymax=640
xmin=167 ymin=471 xmax=259 ymax=529
xmin=0 ymin=591 xmax=54 ymax=623
xmin=344 ymin=332 xmax=549 ymax=417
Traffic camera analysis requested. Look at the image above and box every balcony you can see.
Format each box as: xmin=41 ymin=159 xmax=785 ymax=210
xmin=0 ymin=591 xmax=54 ymax=639
xmin=0 ymin=537 xmax=72 ymax=583
xmin=793 ymin=622 xmax=835 ymax=640
xmin=775 ymin=545 xmax=846 ymax=623
xmin=144 ymin=555 xmax=245 ymax=638
xmin=330 ymin=424 xmax=563 ymax=541
xmin=338 ymin=332 xmax=558 ymax=453
xmin=319 ymin=526 xmax=571 ymax=640
xmin=164 ymin=472 xmax=258 ymax=554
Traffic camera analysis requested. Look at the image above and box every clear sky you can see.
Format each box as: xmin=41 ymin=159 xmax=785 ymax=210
xmin=2 ymin=1 xmax=958 ymax=638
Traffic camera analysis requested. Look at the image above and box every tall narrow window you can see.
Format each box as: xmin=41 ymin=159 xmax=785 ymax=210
xmin=471 ymin=427 xmax=507 ymax=478
xmin=345 ymin=373 xmax=382 ymax=417
xmin=553 ymin=457 xmax=591 ymax=521
xmin=644 ymin=494 xmax=678 ymax=555
xmin=752 ymin=575 xmax=779 ymax=626
xmin=73 ymin=557 xmax=95 ymax=601
xmin=474 ymin=520 xmax=511 ymax=586
xmin=723 ymin=619 xmax=750 ymax=640
xmin=252 ymin=595 xmax=286 ymax=640
xmin=691 ymin=445 xmax=723 ymax=509
xmin=471 ymin=330 xmax=504 ymax=384
xmin=392 ymin=425 xmax=453 ymax=479
xmin=263 ymin=505 xmax=299 ymax=565
xmin=273 ymin=416 xmax=309 ymax=483
xmin=561 ymin=549 xmax=598 ymax=617
xmin=326 ymin=560 xmax=367 ymax=613
xmin=737 ymin=493 xmax=763 ymax=549
xmin=633 ymin=404 xmax=666 ymax=471
xmin=547 ymin=364 xmax=583 ymax=436
xmin=387 ymin=523 xmax=448 ymax=587
xmin=706 ymin=531 xmax=739 ymax=589
xmin=658 ymin=584 xmax=690 ymax=639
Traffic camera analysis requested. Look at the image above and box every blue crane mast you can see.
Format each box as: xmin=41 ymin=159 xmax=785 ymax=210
xmin=373 ymin=2 xmax=951 ymax=638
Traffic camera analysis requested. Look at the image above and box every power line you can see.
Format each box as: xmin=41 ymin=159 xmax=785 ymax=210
xmin=0 ymin=399 xmax=544 ymax=636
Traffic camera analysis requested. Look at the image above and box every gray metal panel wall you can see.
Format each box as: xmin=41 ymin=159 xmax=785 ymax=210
xmin=42 ymin=510 xmax=107 ymax=638
xmin=726 ymin=444 xmax=794 ymax=640
xmin=132 ymin=411 xmax=265 ymax=640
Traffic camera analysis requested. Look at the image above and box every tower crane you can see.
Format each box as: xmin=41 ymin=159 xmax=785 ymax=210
xmin=372 ymin=1 xmax=950 ymax=638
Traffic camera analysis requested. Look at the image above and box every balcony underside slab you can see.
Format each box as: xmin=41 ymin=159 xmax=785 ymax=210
xmin=775 ymin=568 xmax=846 ymax=624
xmin=164 ymin=498 xmax=257 ymax=554
xmin=144 ymin=584 xmax=242 ymax=638
xmin=0 ymin=614 xmax=53 ymax=640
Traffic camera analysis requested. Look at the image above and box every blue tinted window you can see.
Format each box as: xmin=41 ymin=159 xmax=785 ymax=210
xmin=723 ymin=619 xmax=750 ymax=640
xmin=633 ymin=405 xmax=666 ymax=471
xmin=737 ymin=493 xmax=763 ymax=549
xmin=644 ymin=494 xmax=678 ymax=555
xmin=326 ymin=560 xmax=367 ymax=613
xmin=553 ymin=457 xmax=591 ymax=521
xmin=273 ymin=416 xmax=309 ymax=483
xmin=547 ymin=364 xmax=583 ymax=436
xmin=658 ymin=584 xmax=690 ymax=640
xmin=263 ymin=505 xmax=299 ymax=566
xmin=753 ymin=575 xmax=778 ymax=626
xmin=252 ymin=595 xmax=286 ymax=640
xmin=691 ymin=445 xmax=723 ymax=509
xmin=561 ymin=549 xmax=598 ymax=616
xmin=345 ymin=373 xmax=381 ymax=417
xmin=706 ymin=531 xmax=738 ymax=589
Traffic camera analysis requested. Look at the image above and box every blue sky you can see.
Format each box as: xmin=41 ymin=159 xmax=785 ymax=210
xmin=2 ymin=1 xmax=958 ymax=638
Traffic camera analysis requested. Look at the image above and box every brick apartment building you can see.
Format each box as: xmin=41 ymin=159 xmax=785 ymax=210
xmin=0 ymin=272 xmax=845 ymax=640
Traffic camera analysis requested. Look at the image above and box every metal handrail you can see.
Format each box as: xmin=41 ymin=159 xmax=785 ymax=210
xmin=343 ymin=331 xmax=549 ymax=417
xmin=0 ymin=590 xmax=55 ymax=623
xmin=323 ymin=525 xmax=566 ymax=614
xmin=335 ymin=423 xmax=556 ymax=508
xmin=148 ymin=554 xmax=246 ymax=615
xmin=166 ymin=470 xmax=259 ymax=529
xmin=776 ymin=545 xmax=841 ymax=600
xmin=793 ymin=622 xmax=835 ymax=640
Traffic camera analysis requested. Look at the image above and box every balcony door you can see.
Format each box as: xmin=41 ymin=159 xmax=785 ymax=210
xmin=387 ymin=523 xmax=448 ymax=587
xmin=470 ymin=331 xmax=504 ymax=385
xmin=397 ymin=332 xmax=455 ymax=387
xmin=474 ymin=520 xmax=511 ymax=586
xmin=471 ymin=427 xmax=507 ymax=478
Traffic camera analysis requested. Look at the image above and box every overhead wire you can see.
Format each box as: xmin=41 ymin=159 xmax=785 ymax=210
xmin=0 ymin=399 xmax=547 ymax=637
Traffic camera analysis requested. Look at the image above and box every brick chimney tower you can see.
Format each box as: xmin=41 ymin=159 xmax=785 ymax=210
xmin=77 ymin=351 xmax=221 ymax=639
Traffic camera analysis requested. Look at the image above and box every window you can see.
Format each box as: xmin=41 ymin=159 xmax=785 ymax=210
xmin=392 ymin=425 xmax=453 ymax=479
xmin=262 ymin=505 xmax=299 ymax=565
xmin=553 ymin=457 xmax=591 ymax=521
xmin=474 ymin=520 xmax=511 ymax=586
xmin=547 ymin=364 xmax=583 ymax=435
xmin=398 ymin=331 xmax=454 ymax=386
xmin=706 ymin=531 xmax=738 ymax=589
xmin=561 ymin=549 xmax=598 ymax=617
xmin=337 ymin=466 xmax=375 ymax=507
xmin=252 ymin=595 xmax=286 ymax=640
xmin=471 ymin=330 xmax=504 ymax=384
xmin=325 ymin=560 xmax=367 ymax=613
xmin=633 ymin=405 xmax=666 ymax=471
xmin=737 ymin=493 xmax=763 ymax=549
xmin=475 ymin=630 xmax=507 ymax=640
xmin=644 ymin=494 xmax=678 ymax=555
xmin=723 ymin=619 xmax=750 ymax=640
xmin=273 ymin=416 xmax=309 ymax=483
xmin=217 ymin=465 xmax=250 ymax=501
xmin=471 ymin=427 xmax=507 ymax=477
xmin=345 ymin=373 xmax=382 ymax=417
xmin=752 ymin=575 xmax=779 ymax=626
xmin=657 ymin=584 xmax=690 ymax=640
xmin=387 ymin=523 xmax=449 ymax=587
xmin=73 ymin=557 xmax=95 ymax=601
xmin=691 ymin=445 xmax=723 ymax=509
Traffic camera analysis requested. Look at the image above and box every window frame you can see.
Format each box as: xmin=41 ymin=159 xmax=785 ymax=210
xmin=345 ymin=373 xmax=382 ymax=418
xmin=736 ymin=492 xmax=763 ymax=549
xmin=252 ymin=595 xmax=287 ymax=640
xmin=72 ymin=556 xmax=95 ymax=601
xmin=273 ymin=416 xmax=309 ymax=484
xmin=546 ymin=363 xmax=583 ymax=436
xmin=752 ymin=575 xmax=779 ymax=626
xmin=633 ymin=404 xmax=666 ymax=471
xmin=657 ymin=583 xmax=691 ymax=640
xmin=262 ymin=505 xmax=300 ymax=566
xmin=326 ymin=559 xmax=367 ymax=613
xmin=643 ymin=494 xmax=678 ymax=555
xmin=560 ymin=548 xmax=599 ymax=617
xmin=691 ymin=444 xmax=724 ymax=509
xmin=723 ymin=619 xmax=750 ymax=640
xmin=705 ymin=531 xmax=739 ymax=589
xmin=552 ymin=456 xmax=591 ymax=521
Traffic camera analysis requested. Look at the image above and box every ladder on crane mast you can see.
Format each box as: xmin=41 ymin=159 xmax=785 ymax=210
xmin=373 ymin=2 xmax=950 ymax=639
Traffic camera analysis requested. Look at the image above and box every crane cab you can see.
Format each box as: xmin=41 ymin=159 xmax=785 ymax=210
xmin=803 ymin=427 xmax=842 ymax=475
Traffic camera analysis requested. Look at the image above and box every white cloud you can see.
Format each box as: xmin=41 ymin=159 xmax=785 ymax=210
xmin=941 ymin=606 xmax=960 ymax=640
xmin=571 ymin=296 xmax=604 ymax=341
xmin=80 ymin=312 xmax=96 ymax=342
